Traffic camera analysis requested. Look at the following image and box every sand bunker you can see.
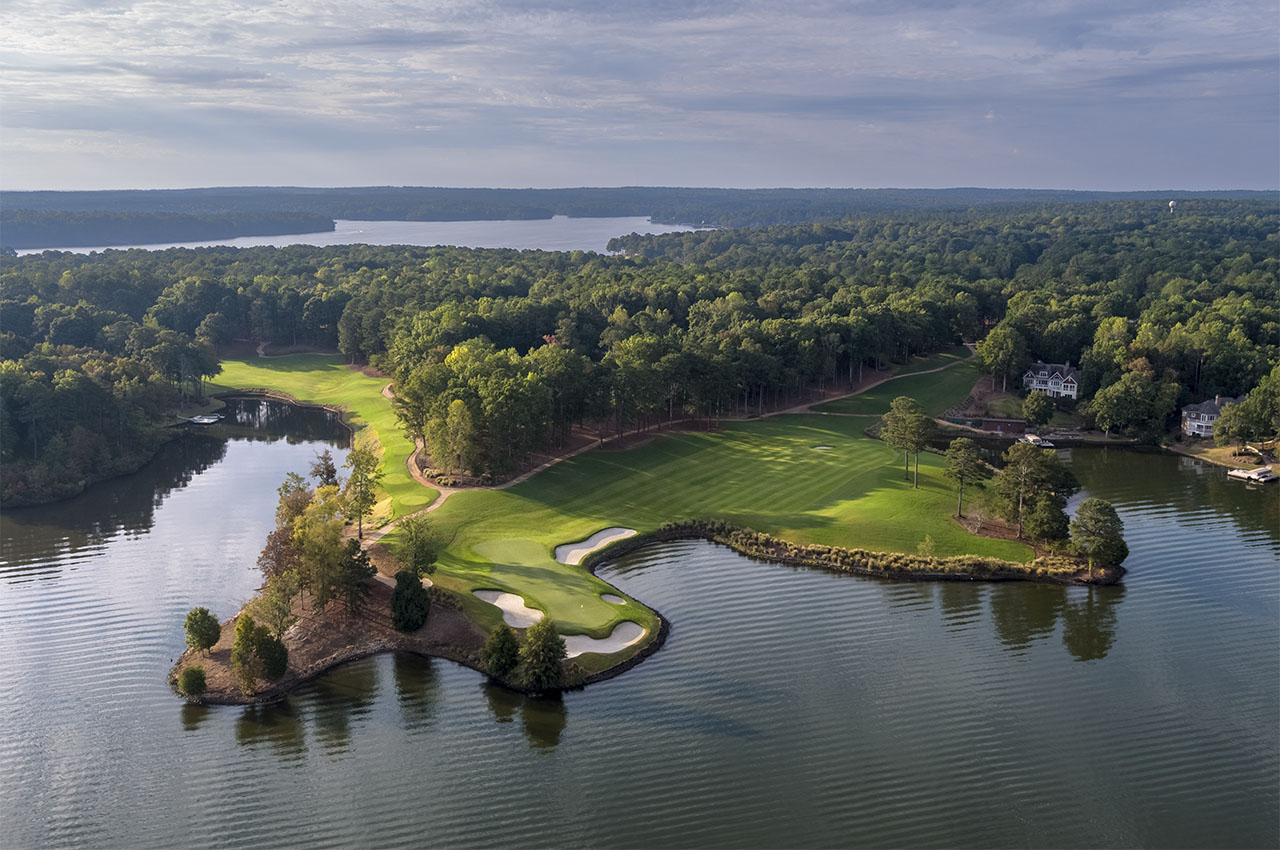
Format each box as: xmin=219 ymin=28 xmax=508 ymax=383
xmin=473 ymin=590 xmax=543 ymax=628
xmin=601 ymin=593 xmax=626 ymax=605
xmin=813 ymin=445 xmax=833 ymax=450
xmin=563 ymin=621 xmax=647 ymax=658
xmin=554 ymin=527 xmax=638 ymax=565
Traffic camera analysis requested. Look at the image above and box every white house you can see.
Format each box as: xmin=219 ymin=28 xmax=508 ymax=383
xmin=1022 ymin=361 xmax=1080 ymax=400
xmin=1181 ymin=395 xmax=1240 ymax=438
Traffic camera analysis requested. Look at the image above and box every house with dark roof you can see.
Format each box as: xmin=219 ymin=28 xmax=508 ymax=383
xmin=1022 ymin=361 xmax=1080 ymax=399
xmin=1181 ymin=395 xmax=1241 ymax=438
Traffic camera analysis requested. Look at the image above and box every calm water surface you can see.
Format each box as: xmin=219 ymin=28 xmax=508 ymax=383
xmin=1 ymin=415 xmax=1276 ymax=848
xmin=15 ymin=216 xmax=704 ymax=255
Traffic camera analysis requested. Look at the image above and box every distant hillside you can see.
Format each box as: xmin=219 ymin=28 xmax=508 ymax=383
xmin=2 ymin=186 xmax=1271 ymax=229
xmin=0 ymin=210 xmax=335 ymax=250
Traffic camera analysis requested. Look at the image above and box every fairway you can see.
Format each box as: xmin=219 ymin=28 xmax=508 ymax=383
xmin=400 ymin=414 xmax=1032 ymax=653
xmin=214 ymin=354 xmax=1032 ymax=665
xmin=210 ymin=354 xmax=436 ymax=523
xmin=814 ymin=358 xmax=981 ymax=416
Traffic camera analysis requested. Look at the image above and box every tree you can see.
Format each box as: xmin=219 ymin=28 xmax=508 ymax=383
xmin=977 ymin=325 xmax=1028 ymax=392
xmin=338 ymin=540 xmax=376 ymax=613
xmin=994 ymin=442 xmax=1076 ymax=538
xmin=257 ymin=525 xmax=302 ymax=581
xmin=184 ymin=606 xmax=221 ymax=655
xmin=177 ymin=666 xmax=207 ymax=699
xmin=275 ymin=471 xmax=312 ymax=527
xmin=292 ymin=485 xmax=348 ymax=614
xmin=254 ymin=626 xmax=289 ymax=680
xmin=391 ymin=569 xmax=431 ymax=632
xmin=231 ymin=614 xmax=264 ymax=694
xmin=881 ymin=395 xmax=932 ymax=486
xmin=343 ymin=446 xmax=384 ymax=539
xmin=310 ymin=449 xmax=339 ymax=487
xmin=480 ymin=624 xmax=520 ymax=680
xmin=1090 ymin=363 xmax=1179 ymax=439
xmin=1022 ymin=391 xmax=1053 ymax=429
xmin=518 ymin=618 xmax=566 ymax=690
xmin=1024 ymin=495 xmax=1070 ymax=543
xmin=252 ymin=571 xmax=300 ymax=638
xmin=944 ymin=437 xmax=989 ymax=517
xmin=1070 ymin=498 xmax=1128 ymax=576
xmin=395 ymin=514 xmax=441 ymax=576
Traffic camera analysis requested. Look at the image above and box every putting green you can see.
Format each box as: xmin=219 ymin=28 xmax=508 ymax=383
xmin=210 ymin=354 xmax=436 ymax=524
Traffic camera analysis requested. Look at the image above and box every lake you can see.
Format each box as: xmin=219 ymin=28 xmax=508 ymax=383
xmin=14 ymin=216 xmax=705 ymax=255
xmin=1 ymin=405 xmax=1276 ymax=848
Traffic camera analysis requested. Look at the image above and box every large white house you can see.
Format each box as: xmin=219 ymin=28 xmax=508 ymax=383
xmin=1022 ymin=361 xmax=1080 ymax=399
xmin=1181 ymin=395 xmax=1240 ymax=438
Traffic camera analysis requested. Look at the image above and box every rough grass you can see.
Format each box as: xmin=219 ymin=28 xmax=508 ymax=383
xmin=814 ymin=358 xmax=982 ymax=416
xmin=210 ymin=355 xmax=436 ymax=523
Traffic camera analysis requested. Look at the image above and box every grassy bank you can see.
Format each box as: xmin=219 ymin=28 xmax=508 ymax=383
xmin=210 ymin=355 xmax=436 ymax=524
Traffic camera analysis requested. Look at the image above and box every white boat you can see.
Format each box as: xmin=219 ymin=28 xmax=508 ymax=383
xmin=1017 ymin=434 xmax=1056 ymax=448
xmin=188 ymin=414 xmax=224 ymax=425
xmin=1226 ymin=466 xmax=1278 ymax=483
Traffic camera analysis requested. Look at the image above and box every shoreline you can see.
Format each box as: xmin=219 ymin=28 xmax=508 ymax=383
xmin=172 ymin=516 xmax=1117 ymax=707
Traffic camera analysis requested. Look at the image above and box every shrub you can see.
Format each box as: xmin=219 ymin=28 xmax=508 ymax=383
xmin=518 ymin=618 xmax=567 ymax=690
xmin=390 ymin=570 xmax=431 ymax=632
xmin=480 ymin=624 xmax=520 ymax=680
xmin=255 ymin=629 xmax=289 ymax=680
xmin=177 ymin=666 xmax=207 ymax=698
xmin=184 ymin=606 xmax=221 ymax=655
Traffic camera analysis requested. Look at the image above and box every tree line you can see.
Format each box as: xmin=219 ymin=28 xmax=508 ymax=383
xmin=1 ymin=210 xmax=335 ymax=250
xmin=2 ymin=200 xmax=1275 ymax=497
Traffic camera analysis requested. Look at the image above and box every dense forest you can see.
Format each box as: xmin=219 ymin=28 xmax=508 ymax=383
xmin=1 ymin=199 xmax=1276 ymax=504
xmin=0 ymin=210 xmax=335 ymax=250
xmin=3 ymin=186 xmax=1270 ymax=228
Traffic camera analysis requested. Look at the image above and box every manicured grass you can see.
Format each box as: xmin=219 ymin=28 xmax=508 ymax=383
xmin=814 ymin=358 xmax=982 ymax=416
xmin=894 ymin=344 xmax=972 ymax=375
xmin=210 ymin=355 xmax=436 ymax=523
xmin=216 ymin=355 xmax=1033 ymax=661
xmin=398 ymin=414 xmax=1031 ymax=642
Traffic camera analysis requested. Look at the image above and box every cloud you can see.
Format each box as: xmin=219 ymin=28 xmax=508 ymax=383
xmin=0 ymin=0 xmax=1275 ymax=190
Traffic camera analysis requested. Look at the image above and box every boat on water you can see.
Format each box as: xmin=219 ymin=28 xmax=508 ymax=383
xmin=1017 ymin=433 xmax=1056 ymax=448
xmin=1226 ymin=466 xmax=1278 ymax=484
xmin=187 ymin=414 xmax=224 ymax=425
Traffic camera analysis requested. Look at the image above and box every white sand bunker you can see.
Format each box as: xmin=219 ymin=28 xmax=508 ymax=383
xmin=813 ymin=445 xmax=834 ymax=450
xmin=563 ymin=621 xmax=647 ymax=658
xmin=473 ymin=590 xmax=543 ymax=628
xmin=554 ymin=527 xmax=638 ymax=565
xmin=601 ymin=593 xmax=626 ymax=605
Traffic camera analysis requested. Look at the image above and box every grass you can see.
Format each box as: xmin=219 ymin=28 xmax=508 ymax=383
xmin=214 ymin=353 xmax=1034 ymax=665
xmin=814 ymin=358 xmax=982 ymax=416
xmin=210 ymin=354 xmax=436 ymax=524
xmin=396 ymin=413 xmax=1032 ymax=648
xmin=893 ymin=345 xmax=972 ymax=376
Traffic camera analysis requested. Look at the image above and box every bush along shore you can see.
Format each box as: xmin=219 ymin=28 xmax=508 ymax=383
xmin=580 ymin=520 xmax=1125 ymax=586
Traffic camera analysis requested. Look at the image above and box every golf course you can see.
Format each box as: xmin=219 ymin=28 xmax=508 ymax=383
xmin=208 ymin=348 xmax=1037 ymax=674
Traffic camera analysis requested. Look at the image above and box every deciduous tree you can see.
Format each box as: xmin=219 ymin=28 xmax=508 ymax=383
xmin=184 ymin=606 xmax=221 ymax=655
xmin=343 ymin=446 xmax=383 ymax=539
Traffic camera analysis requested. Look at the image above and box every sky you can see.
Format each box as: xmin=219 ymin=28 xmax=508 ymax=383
xmin=1 ymin=0 xmax=1277 ymax=191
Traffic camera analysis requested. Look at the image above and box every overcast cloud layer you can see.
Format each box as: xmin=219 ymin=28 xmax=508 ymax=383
xmin=1 ymin=0 xmax=1276 ymax=190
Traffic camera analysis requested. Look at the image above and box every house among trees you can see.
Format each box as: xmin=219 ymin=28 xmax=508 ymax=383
xmin=1181 ymin=395 xmax=1240 ymax=438
xmin=1022 ymin=362 xmax=1079 ymax=399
